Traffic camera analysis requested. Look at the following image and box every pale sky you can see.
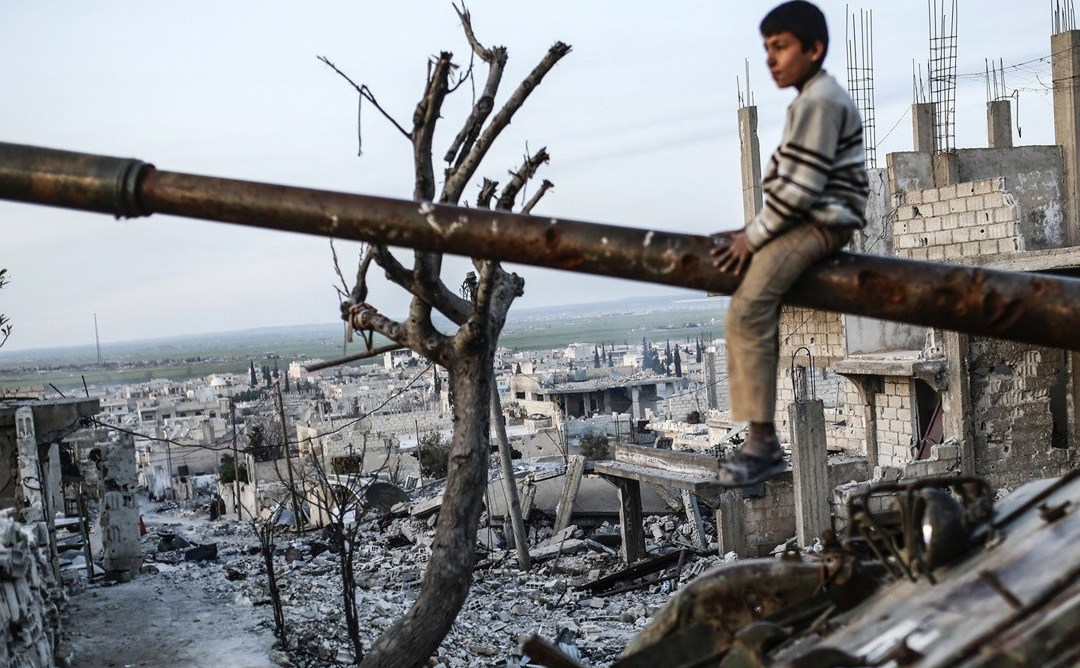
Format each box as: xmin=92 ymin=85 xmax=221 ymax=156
xmin=0 ymin=1 xmax=1059 ymax=351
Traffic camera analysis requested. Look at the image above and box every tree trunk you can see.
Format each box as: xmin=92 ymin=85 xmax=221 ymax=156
xmin=360 ymin=339 xmax=493 ymax=667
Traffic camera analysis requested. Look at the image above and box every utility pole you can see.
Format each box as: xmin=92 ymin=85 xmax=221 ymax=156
xmin=490 ymin=385 xmax=531 ymax=570
xmin=414 ymin=419 xmax=424 ymax=487
xmin=275 ymin=381 xmax=302 ymax=532
xmin=159 ymin=419 xmax=174 ymax=500
xmin=230 ymin=400 xmax=241 ymax=520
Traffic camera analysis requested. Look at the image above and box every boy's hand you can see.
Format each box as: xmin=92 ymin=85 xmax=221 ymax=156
xmin=711 ymin=230 xmax=753 ymax=275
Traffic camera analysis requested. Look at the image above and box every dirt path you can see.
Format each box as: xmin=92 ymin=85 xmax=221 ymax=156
xmin=62 ymin=504 xmax=276 ymax=667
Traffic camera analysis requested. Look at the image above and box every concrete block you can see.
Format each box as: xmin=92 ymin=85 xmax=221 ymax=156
xmin=979 ymin=240 xmax=997 ymax=255
xmin=906 ymin=190 xmax=924 ymax=205
xmin=974 ymin=179 xmax=993 ymax=195
xmin=909 ymin=218 xmax=925 ymax=233
xmin=922 ymin=188 xmax=939 ymax=203
xmin=948 ymin=197 xmax=966 ymax=214
xmin=993 ymin=206 xmax=1016 ymax=223
xmin=932 ymin=443 xmax=959 ymax=460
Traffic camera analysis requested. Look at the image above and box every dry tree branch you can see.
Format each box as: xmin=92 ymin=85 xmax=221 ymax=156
xmin=453 ymin=2 xmax=494 ymax=62
xmin=496 ymin=147 xmax=549 ymax=210
xmin=476 ymin=178 xmax=498 ymax=209
xmin=521 ymin=179 xmax=554 ymax=214
xmin=443 ymin=4 xmax=508 ymax=174
xmin=352 ymin=245 xmax=376 ymax=303
xmin=329 ymin=239 xmax=351 ymax=295
xmin=412 ymin=52 xmax=454 ymax=200
xmin=442 ymin=41 xmax=571 ymax=204
xmin=317 ymin=55 xmax=412 ymax=140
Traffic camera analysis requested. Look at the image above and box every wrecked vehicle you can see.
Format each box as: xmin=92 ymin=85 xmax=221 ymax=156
xmin=526 ymin=471 xmax=1080 ymax=667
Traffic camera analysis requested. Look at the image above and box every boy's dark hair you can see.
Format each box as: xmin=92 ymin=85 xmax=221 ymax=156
xmin=760 ymin=1 xmax=829 ymax=61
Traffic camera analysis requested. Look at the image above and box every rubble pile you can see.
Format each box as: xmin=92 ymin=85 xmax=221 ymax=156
xmin=0 ymin=510 xmax=64 ymax=668
xmin=129 ymin=501 xmax=750 ymax=667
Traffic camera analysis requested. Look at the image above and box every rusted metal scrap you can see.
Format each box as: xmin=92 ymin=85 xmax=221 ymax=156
xmin=2 ymin=142 xmax=1080 ymax=350
xmin=615 ymin=559 xmax=830 ymax=667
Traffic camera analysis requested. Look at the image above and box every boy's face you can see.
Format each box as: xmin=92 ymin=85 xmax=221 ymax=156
xmin=763 ymin=31 xmax=824 ymax=90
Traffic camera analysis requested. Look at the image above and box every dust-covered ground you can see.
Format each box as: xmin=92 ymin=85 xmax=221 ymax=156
xmin=61 ymin=498 xmax=737 ymax=667
xmin=62 ymin=505 xmax=276 ymax=667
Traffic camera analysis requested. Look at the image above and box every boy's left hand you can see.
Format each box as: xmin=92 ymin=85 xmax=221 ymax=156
xmin=711 ymin=230 xmax=753 ymax=275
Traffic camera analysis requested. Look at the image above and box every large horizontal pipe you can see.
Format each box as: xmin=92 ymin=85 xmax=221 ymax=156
xmin=1 ymin=141 xmax=1079 ymax=351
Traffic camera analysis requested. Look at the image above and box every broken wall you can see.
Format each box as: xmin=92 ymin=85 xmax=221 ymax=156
xmin=893 ymin=178 xmax=1025 ymax=261
xmin=969 ymin=341 xmax=1073 ymax=488
xmin=887 ymin=148 xmax=1066 ymax=250
xmin=0 ymin=410 xmax=17 ymax=511
xmin=775 ymin=310 xmax=862 ymax=454
xmin=368 ymin=408 xmax=451 ymax=436
xmin=0 ymin=510 xmax=63 ymax=667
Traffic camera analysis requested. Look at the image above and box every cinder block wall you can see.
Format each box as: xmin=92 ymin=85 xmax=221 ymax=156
xmin=776 ymin=309 xmax=863 ymax=455
xmin=875 ymin=377 xmax=916 ymax=468
xmin=741 ymin=479 xmax=796 ymax=556
xmin=893 ymin=178 xmax=1024 ymax=261
xmin=969 ymin=340 xmax=1073 ymax=488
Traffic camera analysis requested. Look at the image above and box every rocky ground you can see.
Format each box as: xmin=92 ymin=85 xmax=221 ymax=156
xmin=62 ymin=497 xmax=745 ymax=667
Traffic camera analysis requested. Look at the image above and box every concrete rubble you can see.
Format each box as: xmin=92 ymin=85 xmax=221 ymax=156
xmin=0 ymin=510 xmax=63 ymax=668
xmin=79 ymin=491 xmax=765 ymax=668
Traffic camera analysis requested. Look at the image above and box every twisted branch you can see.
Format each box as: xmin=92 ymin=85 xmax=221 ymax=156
xmin=441 ymin=41 xmax=571 ymax=204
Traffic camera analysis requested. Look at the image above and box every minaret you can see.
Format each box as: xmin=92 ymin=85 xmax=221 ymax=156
xmin=737 ymin=60 xmax=763 ymax=225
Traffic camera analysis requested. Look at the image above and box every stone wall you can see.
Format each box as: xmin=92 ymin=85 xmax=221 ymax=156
xmin=368 ymin=409 xmax=451 ymax=436
xmin=893 ymin=178 xmax=1024 ymax=261
xmin=0 ymin=511 xmax=62 ymax=667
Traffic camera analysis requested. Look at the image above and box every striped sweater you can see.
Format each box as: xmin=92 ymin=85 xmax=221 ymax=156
xmin=745 ymin=70 xmax=868 ymax=251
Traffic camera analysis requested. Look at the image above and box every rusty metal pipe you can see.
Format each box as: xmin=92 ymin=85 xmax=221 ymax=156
xmin=2 ymin=141 xmax=1080 ymax=350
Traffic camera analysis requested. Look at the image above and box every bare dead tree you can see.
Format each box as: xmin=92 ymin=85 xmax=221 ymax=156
xmin=303 ymin=441 xmax=391 ymax=663
xmin=321 ymin=6 xmax=569 ymax=666
xmin=0 ymin=268 xmax=12 ymax=349
xmin=252 ymin=518 xmax=288 ymax=644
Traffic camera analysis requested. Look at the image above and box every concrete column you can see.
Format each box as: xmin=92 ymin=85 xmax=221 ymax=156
xmin=738 ymin=105 xmax=763 ymax=225
xmin=853 ymin=377 xmax=881 ymax=467
xmin=630 ymin=386 xmax=642 ymax=421
xmin=1053 ymin=29 xmax=1080 ymax=247
xmin=933 ymin=152 xmax=959 ymax=188
xmin=788 ymin=399 xmax=830 ymax=547
xmin=715 ymin=490 xmax=745 ymax=556
xmin=14 ymin=407 xmax=43 ymax=523
xmin=704 ymin=350 xmax=718 ymax=411
xmin=942 ymin=331 xmax=976 ymax=475
xmin=912 ymin=102 xmax=936 ymax=153
xmin=680 ymin=489 xmax=706 ymax=549
xmin=100 ymin=434 xmax=142 ymax=578
xmin=615 ymin=478 xmax=646 ymax=563
xmin=987 ymin=100 xmax=1013 ymax=148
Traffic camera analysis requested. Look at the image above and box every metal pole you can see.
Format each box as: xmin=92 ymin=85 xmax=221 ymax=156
xmin=231 ymin=400 xmax=241 ymax=520
xmin=1 ymin=142 xmax=1079 ymax=351
xmin=275 ymin=381 xmax=302 ymax=532
xmin=490 ymin=384 xmax=531 ymax=570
